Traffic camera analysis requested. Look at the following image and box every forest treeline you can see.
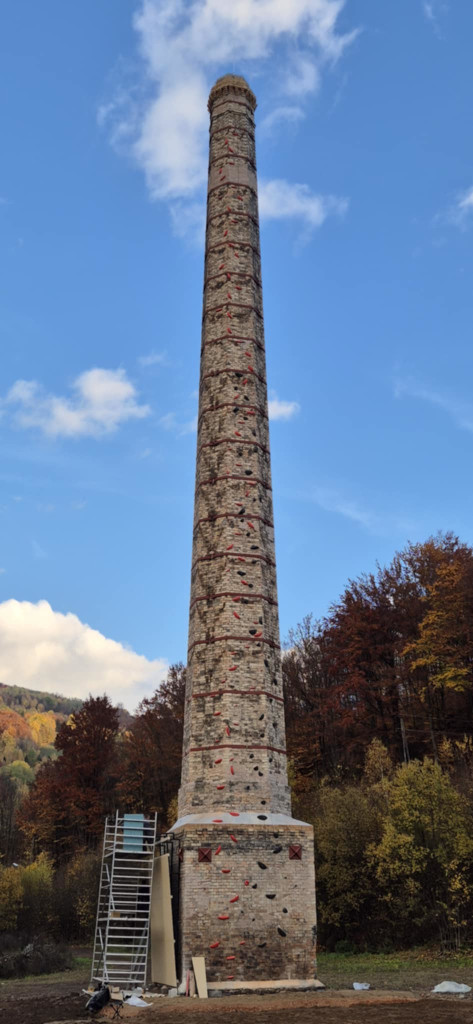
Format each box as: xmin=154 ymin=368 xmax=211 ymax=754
xmin=2 ymin=533 xmax=473 ymax=952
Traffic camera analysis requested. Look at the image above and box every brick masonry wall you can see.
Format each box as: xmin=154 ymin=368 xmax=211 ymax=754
xmin=174 ymin=822 xmax=317 ymax=982
xmin=174 ymin=75 xmax=317 ymax=985
xmin=179 ymin=74 xmax=291 ymax=818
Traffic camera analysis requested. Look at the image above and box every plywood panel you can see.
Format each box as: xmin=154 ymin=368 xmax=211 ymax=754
xmin=192 ymin=957 xmax=208 ymax=999
xmin=150 ymin=854 xmax=177 ymax=987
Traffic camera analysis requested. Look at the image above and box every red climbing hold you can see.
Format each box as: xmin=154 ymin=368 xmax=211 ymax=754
xmin=230 ymin=834 xmax=238 ymax=843
xmin=210 ymin=941 xmax=220 ymax=949
xmin=227 ymin=273 xmax=231 ymax=280
xmin=214 ymin=711 xmax=221 ymax=716
xmin=248 ymin=365 xmax=254 ymax=372
xmin=226 ymin=954 xmax=236 ymax=959
xmin=247 ymin=522 xmax=255 ymax=530
xmin=244 ymin=881 xmax=249 ymax=887
xmin=225 ymin=725 xmax=231 ymax=736
xmin=218 ymin=915 xmax=229 ymax=920
xmin=240 ymin=940 xmax=246 ymax=944
xmin=254 ymin=631 xmax=262 ymax=638
xmin=223 ymin=230 xmax=228 ymax=237
xmin=215 ymin=845 xmax=222 ymax=856
xmin=232 ymin=597 xmax=240 ymax=602
xmin=234 ymin=431 xmax=242 ymax=437
xmin=214 ymin=758 xmax=222 ymax=764
xmin=229 ymin=812 xmax=240 ymax=817
xmin=229 ymin=667 xmax=237 ymax=672
xmin=219 ymin=263 xmax=225 ymax=269
xmin=230 ymin=766 xmax=235 ymax=775
xmin=217 ymin=785 xmax=225 ymax=790
xmin=227 ymin=206 xmax=232 ymax=212
xmin=226 ymin=544 xmax=234 ymax=550
xmin=234 ymin=252 xmax=239 ymax=258
xmin=213 ymin=819 xmax=223 ymax=823
xmin=245 ymin=351 xmax=251 ymax=357
xmin=233 ymin=612 xmax=240 ymax=620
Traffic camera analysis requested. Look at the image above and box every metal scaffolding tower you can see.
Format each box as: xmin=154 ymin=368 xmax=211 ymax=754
xmin=90 ymin=812 xmax=157 ymax=990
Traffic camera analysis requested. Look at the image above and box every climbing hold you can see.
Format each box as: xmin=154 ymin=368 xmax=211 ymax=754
xmin=240 ymin=940 xmax=246 ymax=945
xmin=226 ymin=544 xmax=234 ymax=550
xmin=257 ymin=862 xmax=267 ymax=870
xmin=225 ymin=725 xmax=231 ymax=736
xmin=229 ymin=896 xmax=239 ymax=903
xmin=229 ymin=811 xmax=240 ymax=817
xmin=226 ymin=955 xmax=236 ymax=960
xmin=233 ymin=612 xmax=240 ymax=620
xmin=214 ymin=711 xmax=221 ymax=716
xmin=254 ymin=631 xmax=262 ymax=638
xmin=273 ymin=845 xmax=283 ymax=854
xmin=215 ymin=846 xmax=222 ymax=856
xmin=210 ymin=941 xmax=220 ymax=949
xmin=218 ymin=915 xmax=230 ymax=920
xmin=244 ymin=881 xmax=249 ymax=887
xmin=230 ymin=834 xmax=238 ymax=843
xmin=212 ymin=819 xmax=223 ymax=823
xmin=230 ymin=765 xmax=235 ymax=775
xmin=257 ymin=814 xmax=267 ymax=821
xmin=217 ymin=785 xmax=225 ymax=790
xmin=229 ymin=667 xmax=237 ymax=673
xmin=265 ymin=894 xmax=276 ymax=900
xmin=222 ymin=869 xmax=231 ymax=874
xmin=278 ymin=927 xmax=287 ymax=937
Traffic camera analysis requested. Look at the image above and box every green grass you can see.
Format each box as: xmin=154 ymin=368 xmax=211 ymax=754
xmin=317 ymin=949 xmax=473 ymax=991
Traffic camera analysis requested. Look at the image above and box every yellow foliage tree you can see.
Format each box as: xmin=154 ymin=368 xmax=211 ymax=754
xmin=25 ymin=711 xmax=56 ymax=747
xmin=0 ymin=866 xmax=23 ymax=932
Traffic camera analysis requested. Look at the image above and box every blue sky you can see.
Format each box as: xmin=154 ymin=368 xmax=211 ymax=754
xmin=1 ymin=0 xmax=472 ymax=709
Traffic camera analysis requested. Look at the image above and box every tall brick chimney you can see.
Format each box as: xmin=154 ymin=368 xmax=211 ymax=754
xmin=172 ymin=74 xmax=317 ymax=992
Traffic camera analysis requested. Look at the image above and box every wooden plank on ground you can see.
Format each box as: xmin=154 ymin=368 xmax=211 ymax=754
xmin=192 ymin=957 xmax=208 ymax=999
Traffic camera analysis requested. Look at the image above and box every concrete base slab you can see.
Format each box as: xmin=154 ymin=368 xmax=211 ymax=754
xmin=207 ymin=978 xmax=324 ymax=993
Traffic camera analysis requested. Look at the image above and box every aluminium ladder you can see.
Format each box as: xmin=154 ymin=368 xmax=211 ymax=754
xmin=90 ymin=812 xmax=158 ymax=990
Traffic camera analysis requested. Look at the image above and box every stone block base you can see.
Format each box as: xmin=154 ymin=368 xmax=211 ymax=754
xmin=171 ymin=812 xmax=317 ymax=984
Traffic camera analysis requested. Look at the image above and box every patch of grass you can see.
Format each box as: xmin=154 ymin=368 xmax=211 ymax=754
xmin=317 ymin=949 xmax=473 ymax=991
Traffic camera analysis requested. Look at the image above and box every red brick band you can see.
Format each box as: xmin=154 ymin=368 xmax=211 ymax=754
xmin=194 ymin=512 xmax=273 ymax=529
xmin=204 ymin=271 xmax=262 ymax=288
xmin=211 ymin=99 xmax=255 ymax=115
xmin=197 ymin=475 xmax=271 ymax=491
xmin=199 ymin=402 xmax=267 ymax=421
xmin=206 ymin=241 xmax=260 ymax=258
xmin=188 ymin=634 xmax=280 ymax=653
xmin=202 ymin=367 xmax=266 ymax=385
xmin=207 ymin=210 xmax=258 ymax=227
xmin=210 ymin=125 xmax=254 ymax=140
xmin=191 ymin=690 xmax=284 ymax=703
xmin=202 ymin=334 xmax=264 ymax=352
xmin=210 ymin=154 xmax=256 ymax=172
xmin=192 ymin=553 xmax=275 ymax=569
xmin=199 ymin=437 xmax=269 ymax=454
xmin=190 ymin=590 xmax=277 ymax=609
xmin=204 ymin=302 xmax=262 ymax=319
xmin=187 ymin=743 xmax=286 ymax=755
xmin=207 ymin=183 xmax=257 ymax=201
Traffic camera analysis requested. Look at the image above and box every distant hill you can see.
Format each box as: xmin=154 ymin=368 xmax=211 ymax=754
xmin=0 ymin=684 xmax=83 ymax=778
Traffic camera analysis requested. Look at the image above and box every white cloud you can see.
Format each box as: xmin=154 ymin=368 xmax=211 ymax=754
xmin=268 ymin=391 xmax=300 ymax=421
xmin=259 ymin=178 xmax=348 ymax=232
xmin=260 ymin=105 xmax=305 ymax=135
xmin=445 ymin=185 xmax=473 ymax=229
xmin=100 ymin=0 xmax=356 ymax=232
xmin=4 ymin=368 xmax=150 ymax=439
xmin=0 ymin=568 xmax=6 ymax=575
xmin=159 ymin=410 xmax=197 ymax=435
xmin=422 ymin=1 xmax=448 ymax=35
xmin=313 ymin=486 xmax=375 ymax=529
xmin=0 ymin=599 xmax=168 ymax=711
xmin=395 ymin=377 xmax=473 ymax=433
xmin=138 ymin=350 xmax=168 ymax=367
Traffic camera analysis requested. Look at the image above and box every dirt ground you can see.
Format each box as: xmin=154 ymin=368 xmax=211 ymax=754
xmin=2 ymin=976 xmax=473 ymax=1024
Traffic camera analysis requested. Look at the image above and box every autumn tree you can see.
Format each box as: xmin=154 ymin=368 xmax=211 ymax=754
xmin=118 ymin=663 xmax=186 ymax=829
xmin=19 ymin=696 xmax=120 ymax=862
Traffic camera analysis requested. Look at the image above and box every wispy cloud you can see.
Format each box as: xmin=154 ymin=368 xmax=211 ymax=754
xmin=422 ymin=1 xmax=448 ymax=36
xmin=99 ymin=0 xmax=356 ymax=236
xmin=313 ymin=486 xmax=376 ymax=530
xmin=0 ymin=598 xmax=168 ymax=710
xmin=3 ymin=368 xmax=150 ymax=439
xmin=159 ymin=410 xmax=197 ymax=436
xmin=260 ymin=105 xmax=305 ymax=136
xmin=444 ymin=184 xmax=473 ymax=230
xmin=0 ymin=568 xmax=6 ymax=575
xmin=268 ymin=392 xmax=301 ymax=421
xmin=138 ymin=350 xmax=168 ymax=367
xmin=259 ymin=179 xmax=348 ymax=235
xmin=395 ymin=377 xmax=473 ymax=433
xmin=32 ymin=539 xmax=47 ymax=560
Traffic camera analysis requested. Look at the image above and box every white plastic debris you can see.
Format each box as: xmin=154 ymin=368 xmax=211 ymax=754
xmin=126 ymin=994 xmax=151 ymax=1007
xmin=432 ymin=981 xmax=471 ymax=994
xmin=353 ymin=982 xmax=371 ymax=991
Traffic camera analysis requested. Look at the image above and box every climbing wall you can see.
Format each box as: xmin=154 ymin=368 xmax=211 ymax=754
xmin=173 ymin=75 xmax=317 ymax=988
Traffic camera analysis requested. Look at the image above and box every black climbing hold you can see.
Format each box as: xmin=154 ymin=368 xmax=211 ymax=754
xmin=257 ymin=814 xmax=267 ymax=820
xmin=282 ymin=907 xmax=288 ymax=913
xmin=259 ymin=714 xmax=264 ymax=720
xmin=249 ymin=628 xmax=257 ymax=635
xmin=257 ymin=862 xmax=267 ymax=870
xmin=251 ymin=546 xmax=259 ymax=551
xmin=258 ymin=942 xmax=266 ymax=948
xmin=273 ymin=845 xmax=282 ymax=854
xmin=258 ymin=771 xmax=263 ymax=776
xmin=261 ymin=800 xmax=266 ymax=805
xmin=278 ymin=927 xmax=287 ymax=937
xmin=245 ymin=470 xmax=252 ymax=475
xmin=249 ymin=753 xmax=254 ymax=759
xmin=252 ymin=883 xmax=257 ymax=889
xmin=237 ymin=571 xmax=246 ymax=576
xmin=264 ymin=659 xmax=269 ymax=667
xmin=253 ymin=766 xmax=259 ymax=772
xmin=238 ymin=508 xmax=245 ymax=515
xmin=265 ymin=894 xmax=276 ymax=900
